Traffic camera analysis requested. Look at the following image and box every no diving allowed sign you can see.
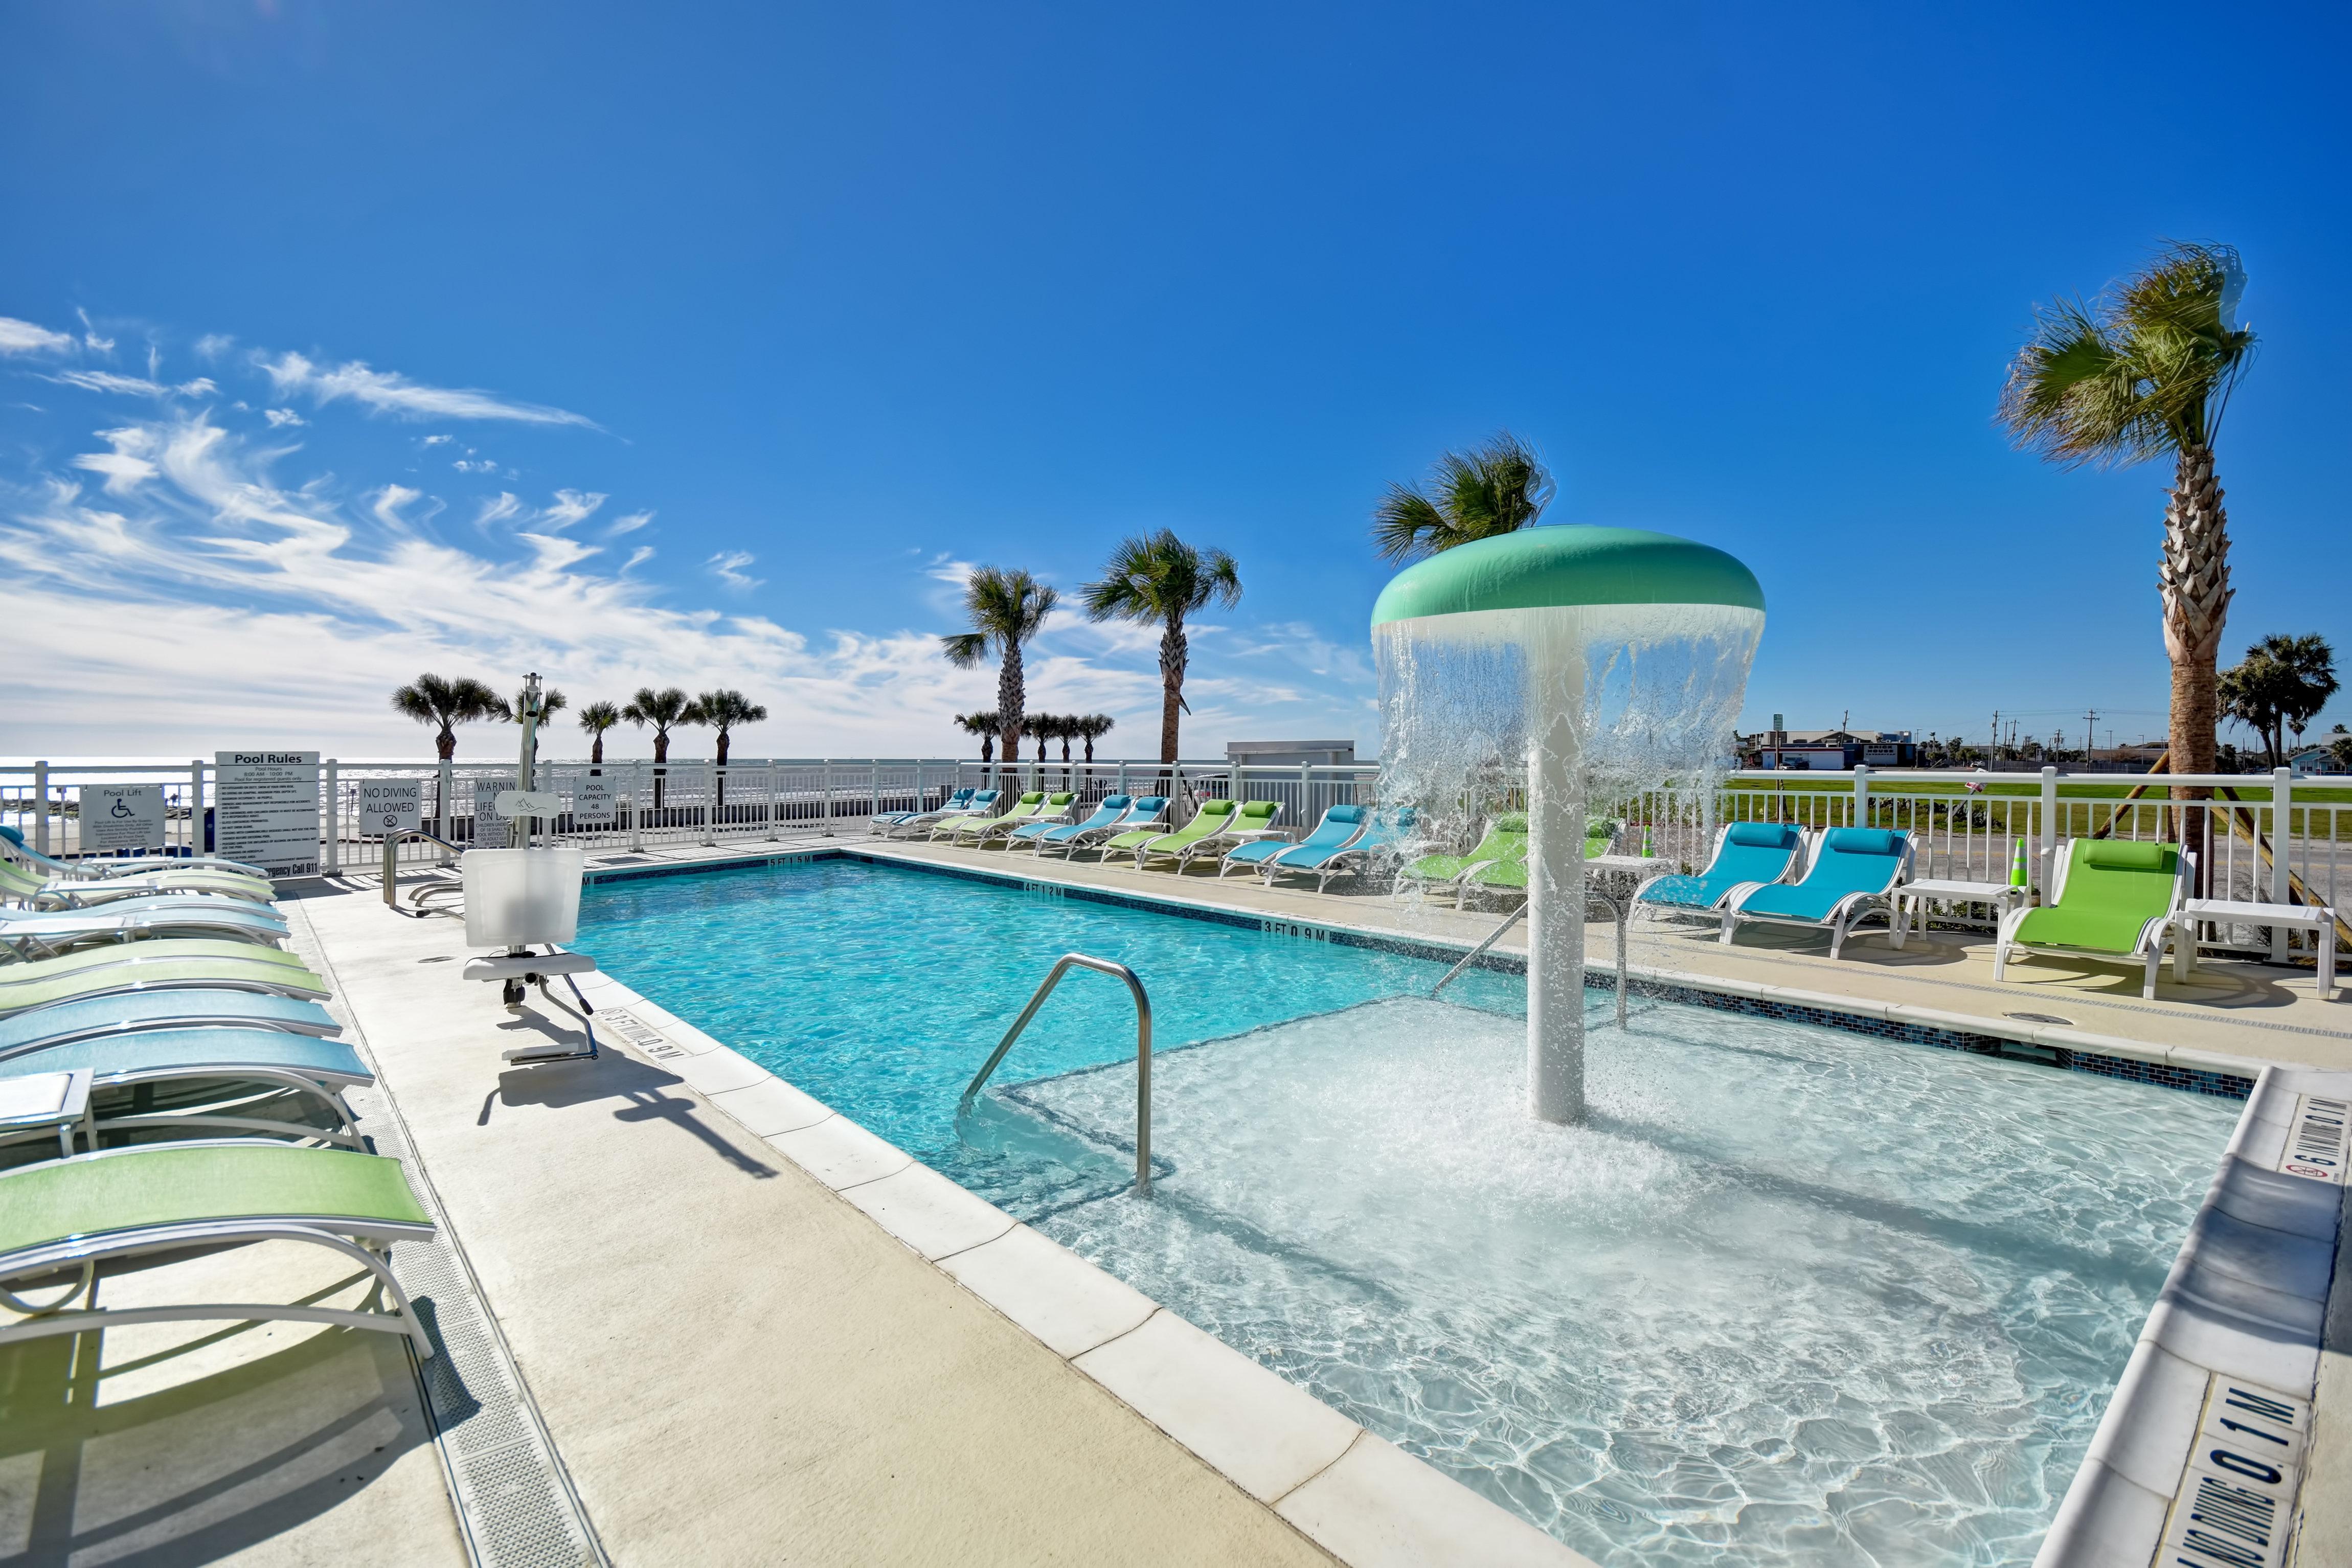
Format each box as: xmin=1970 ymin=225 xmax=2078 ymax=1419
xmin=2278 ymin=1095 xmax=2348 ymax=1185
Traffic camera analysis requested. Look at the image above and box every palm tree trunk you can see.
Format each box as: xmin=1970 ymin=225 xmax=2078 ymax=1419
xmin=591 ymin=735 xmax=604 ymax=766
xmin=1158 ymin=617 xmax=1187 ymax=764
xmin=716 ymin=731 xmax=730 ymax=810
xmin=2158 ymin=442 xmax=2231 ymax=877
xmin=653 ymin=731 xmax=669 ymax=809
xmin=997 ymin=644 xmax=1025 ymax=785
xmin=437 ymin=727 xmax=457 ymax=761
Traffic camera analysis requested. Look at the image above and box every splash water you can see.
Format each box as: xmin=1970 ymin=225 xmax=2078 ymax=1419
xmin=1375 ymin=598 xmax=1762 ymax=1120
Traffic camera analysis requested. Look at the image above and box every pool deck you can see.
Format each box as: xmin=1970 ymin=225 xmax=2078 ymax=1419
xmin=8 ymin=826 xmax=2346 ymax=1564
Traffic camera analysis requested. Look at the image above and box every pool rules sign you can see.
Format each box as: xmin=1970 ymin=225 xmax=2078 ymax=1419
xmin=215 ymin=751 xmax=322 ymax=878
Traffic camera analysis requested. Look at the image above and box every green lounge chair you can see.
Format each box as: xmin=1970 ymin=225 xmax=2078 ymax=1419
xmin=1162 ymin=800 xmax=1283 ymax=872
xmin=1 ymin=1029 xmax=374 ymax=1161
xmin=1994 ymin=838 xmax=2193 ymax=999
xmin=0 ymin=1142 xmax=436 ymax=1356
xmin=1457 ymin=818 xmax=1621 ymax=903
xmin=1 ymin=937 xmax=313 ymax=982
xmin=1 ymin=858 xmax=277 ymax=910
xmin=1718 ymin=827 xmax=1914 ymax=958
xmin=0 ymin=990 xmax=340 ymax=1058
xmin=0 ymin=956 xmax=331 ymax=1018
xmin=1118 ymin=799 xmax=1239 ymax=868
xmin=931 ymin=790 xmax=1041 ymax=842
xmin=1398 ymin=813 xmax=1529 ymax=901
xmin=961 ymin=791 xmax=1075 ymax=846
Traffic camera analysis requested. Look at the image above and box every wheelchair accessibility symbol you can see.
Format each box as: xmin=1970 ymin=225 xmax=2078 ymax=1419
xmin=111 ymin=797 xmax=135 ymax=819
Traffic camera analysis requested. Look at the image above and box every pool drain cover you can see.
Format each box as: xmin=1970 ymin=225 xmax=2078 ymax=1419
xmin=2005 ymin=1011 xmax=2075 ymax=1027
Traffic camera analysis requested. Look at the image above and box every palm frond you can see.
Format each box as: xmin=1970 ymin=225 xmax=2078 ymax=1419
xmin=939 ymin=631 xmax=989 ymax=668
xmin=1372 ymin=431 xmax=1553 ymax=562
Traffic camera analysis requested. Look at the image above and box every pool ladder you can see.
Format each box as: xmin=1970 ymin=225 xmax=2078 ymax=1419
xmin=962 ymin=953 xmax=1155 ymax=1195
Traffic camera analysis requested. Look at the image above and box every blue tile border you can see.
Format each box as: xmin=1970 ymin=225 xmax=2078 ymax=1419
xmin=583 ymin=847 xmax=2255 ymax=1102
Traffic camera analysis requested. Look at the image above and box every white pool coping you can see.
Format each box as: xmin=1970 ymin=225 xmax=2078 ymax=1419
xmin=571 ymin=967 xmax=1592 ymax=1568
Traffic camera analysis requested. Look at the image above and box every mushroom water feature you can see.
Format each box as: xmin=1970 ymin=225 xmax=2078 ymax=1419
xmin=1371 ymin=527 xmax=1765 ymax=1123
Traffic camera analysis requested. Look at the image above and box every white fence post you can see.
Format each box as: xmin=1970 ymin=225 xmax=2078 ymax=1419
xmin=437 ymin=759 xmax=453 ymax=845
xmin=189 ymin=758 xmax=205 ymax=858
xmin=823 ymin=760 xmax=835 ymax=837
xmin=765 ymin=765 xmax=778 ymax=839
xmin=1851 ymin=764 xmax=1870 ymax=832
xmin=2040 ymin=766 xmax=2061 ymax=893
xmin=630 ymin=761 xmax=645 ymax=852
xmin=31 ymin=760 xmax=47 ymax=856
xmin=324 ymin=758 xmax=340 ymax=874
xmin=2273 ymin=766 xmax=2294 ymax=962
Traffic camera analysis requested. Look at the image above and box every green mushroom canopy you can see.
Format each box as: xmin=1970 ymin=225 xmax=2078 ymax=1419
xmin=1371 ymin=526 xmax=1764 ymax=629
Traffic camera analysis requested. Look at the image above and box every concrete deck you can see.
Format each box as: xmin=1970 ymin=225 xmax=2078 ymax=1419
xmin=6 ymin=826 xmax=2345 ymax=1564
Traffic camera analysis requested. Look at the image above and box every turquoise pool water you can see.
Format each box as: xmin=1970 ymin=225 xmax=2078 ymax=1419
xmin=574 ymin=856 xmax=2240 ymax=1567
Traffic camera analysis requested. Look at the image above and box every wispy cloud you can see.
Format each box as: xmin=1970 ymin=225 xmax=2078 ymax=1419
xmin=538 ymin=489 xmax=605 ymax=531
xmin=51 ymin=370 xmax=217 ymax=399
xmin=706 ymin=549 xmax=762 ymax=588
xmin=263 ymin=407 xmax=306 ymax=427
xmin=607 ymin=509 xmax=652 ymax=536
xmin=0 ymin=317 xmax=75 ymax=355
xmin=194 ymin=334 xmax=235 ymax=361
xmin=75 ymin=309 xmax=115 ymax=353
xmin=260 ymin=350 xmax=599 ymax=428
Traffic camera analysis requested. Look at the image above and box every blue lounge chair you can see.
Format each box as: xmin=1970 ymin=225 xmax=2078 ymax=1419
xmin=0 ymin=823 xmax=270 ymax=881
xmin=1634 ymin=823 xmax=1805 ymax=917
xmin=0 ymin=990 xmax=340 ymax=1058
xmin=1 ymin=902 xmax=290 ymax=958
xmin=1015 ymin=794 xmax=1130 ymax=849
xmin=869 ymin=787 xmax=974 ymax=836
xmin=1717 ymin=827 xmax=1914 ymax=958
xmin=1268 ymin=807 xmax=1417 ymax=893
xmin=1035 ymin=797 xmax=1168 ymax=860
xmin=1 ymin=1029 xmax=374 ymax=1158
xmin=1221 ymin=804 xmax=1366 ymax=879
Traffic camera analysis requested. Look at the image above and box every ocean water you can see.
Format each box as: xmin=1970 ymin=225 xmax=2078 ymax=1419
xmin=574 ymin=856 xmax=2237 ymax=1566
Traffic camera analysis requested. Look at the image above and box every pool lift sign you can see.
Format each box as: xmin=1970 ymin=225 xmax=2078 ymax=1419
xmin=77 ymin=784 xmax=166 ymax=854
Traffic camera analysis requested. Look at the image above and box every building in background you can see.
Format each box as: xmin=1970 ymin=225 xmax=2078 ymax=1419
xmin=1739 ymin=726 xmax=1918 ymax=769
xmin=1225 ymin=740 xmax=1356 ymax=768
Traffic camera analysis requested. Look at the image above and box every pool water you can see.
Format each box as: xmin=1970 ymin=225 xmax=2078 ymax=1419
xmin=575 ymin=856 xmax=2239 ymax=1566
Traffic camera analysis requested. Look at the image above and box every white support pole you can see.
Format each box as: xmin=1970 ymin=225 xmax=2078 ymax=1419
xmin=2040 ymin=765 xmax=2061 ymax=894
xmin=31 ymin=760 xmax=48 ymax=856
xmin=324 ymin=759 xmax=340 ymax=875
xmin=1526 ymin=623 xmax=1588 ymax=1124
xmin=1118 ymin=760 xmax=1129 ymax=799
xmin=2273 ymin=766 xmax=2294 ymax=962
xmin=1852 ymin=763 xmax=1871 ymax=831
xmin=630 ymin=761 xmax=645 ymax=852
xmin=823 ymin=760 xmax=835 ymax=837
xmin=437 ymin=759 xmax=454 ymax=846
xmin=870 ymin=763 xmax=879 ymax=825
xmin=765 ymin=765 xmax=778 ymax=839
xmin=189 ymin=758 xmax=204 ymax=858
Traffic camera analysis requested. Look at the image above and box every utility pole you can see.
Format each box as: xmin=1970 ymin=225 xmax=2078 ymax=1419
xmin=1991 ymin=711 xmax=2001 ymax=766
xmin=2084 ymin=707 xmax=2099 ymax=768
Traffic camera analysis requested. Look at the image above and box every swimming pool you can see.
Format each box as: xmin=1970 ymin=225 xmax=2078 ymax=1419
xmin=575 ymin=856 xmax=2240 ymax=1566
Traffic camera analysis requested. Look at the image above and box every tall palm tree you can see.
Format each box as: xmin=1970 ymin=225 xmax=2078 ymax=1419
xmin=1022 ymin=713 xmax=1062 ymax=763
xmin=1371 ymin=431 xmax=1554 ymax=564
xmin=622 ymin=686 xmax=698 ymax=807
xmin=940 ymin=567 xmax=1057 ymax=768
xmin=2000 ymin=242 xmax=2257 ymax=792
xmin=2219 ymin=634 xmax=2338 ymax=769
xmin=955 ymin=711 xmax=1000 ymax=762
xmin=391 ymin=673 xmax=505 ymax=760
xmin=1073 ymin=714 xmax=1116 ymax=763
xmin=692 ymin=689 xmax=768 ymax=807
xmin=577 ymin=701 xmax=621 ymax=765
xmin=501 ymin=685 xmax=567 ymax=725
xmin=1081 ymin=531 xmax=1242 ymax=763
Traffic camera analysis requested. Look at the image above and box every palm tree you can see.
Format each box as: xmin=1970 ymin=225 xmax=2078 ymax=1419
xmin=577 ymin=701 xmax=621 ymax=765
xmin=500 ymin=684 xmax=566 ymax=734
xmin=692 ymin=689 xmax=768 ymax=807
xmin=1073 ymin=714 xmax=1116 ymax=763
xmin=940 ymin=566 xmax=1057 ymax=769
xmin=2219 ymin=634 xmax=2338 ymax=769
xmin=622 ymin=686 xmax=698 ymax=808
xmin=1081 ymin=531 xmax=1242 ymax=764
xmin=955 ymin=711 xmax=1000 ymax=762
xmin=1371 ymin=431 xmax=1554 ymax=564
xmin=391 ymin=673 xmax=505 ymax=761
xmin=1999 ymin=242 xmax=2257 ymax=794
xmin=1022 ymin=713 xmax=1064 ymax=763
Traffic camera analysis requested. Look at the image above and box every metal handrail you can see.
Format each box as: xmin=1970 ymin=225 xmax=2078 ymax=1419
xmin=382 ymin=828 xmax=467 ymax=914
xmin=1431 ymin=907 xmax=1524 ymax=996
xmin=962 ymin=953 xmax=1153 ymax=1195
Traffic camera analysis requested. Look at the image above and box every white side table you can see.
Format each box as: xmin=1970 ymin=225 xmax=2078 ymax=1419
xmin=1893 ymin=878 xmax=2024 ymax=949
xmin=1587 ymin=855 xmax=1673 ymax=881
xmin=2178 ymin=898 xmax=2340 ymax=998
xmin=0 ymin=1068 xmax=95 ymax=1161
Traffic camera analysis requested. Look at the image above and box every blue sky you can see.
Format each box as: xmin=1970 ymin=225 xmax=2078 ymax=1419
xmin=3 ymin=2 xmax=2346 ymax=760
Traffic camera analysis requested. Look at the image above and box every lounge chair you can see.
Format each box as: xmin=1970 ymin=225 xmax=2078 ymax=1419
xmin=0 ymin=1029 xmax=373 ymax=1160
xmin=0 ymin=955 xmax=331 ymax=1017
xmin=1456 ymin=818 xmax=1621 ymax=905
xmin=0 ymin=823 xmax=270 ymax=881
xmin=0 ymin=858 xmax=277 ymax=910
xmin=884 ymin=788 xmax=999 ymax=840
xmin=962 ymin=791 xmax=1075 ymax=847
xmin=1116 ymin=799 xmax=1239 ymax=868
xmin=1265 ymin=807 xmax=1418 ymax=892
xmin=0 ymin=901 xmax=290 ymax=959
xmin=0 ymin=990 xmax=340 ymax=1058
xmin=1634 ymin=822 xmax=1805 ymax=918
xmin=1036 ymin=797 xmax=1167 ymax=859
xmin=1717 ymin=827 xmax=1914 ymax=958
xmin=1015 ymin=794 xmax=1130 ymax=850
xmin=1397 ymin=813 xmax=1529 ymax=902
xmin=868 ymin=787 xmax=975 ymax=836
xmin=931 ymin=790 xmax=1040 ymax=842
xmin=1160 ymin=801 xmax=1282 ymax=872
xmin=1993 ymin=838 xmax=2194 ymax=999
xmin=0 ymin=1142 xmax=437 ymax=1356
xmin=1 ymin=939 xmax=315 ymax=990
xmin=1222 ymin=805 xmax=1366 ymax=879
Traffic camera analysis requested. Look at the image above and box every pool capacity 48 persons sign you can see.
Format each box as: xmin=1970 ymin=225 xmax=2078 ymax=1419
xmin=77 ymin=784 xmax=166 ymax=854
xmin=215 ymin=751 xmax=321 ymax=878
